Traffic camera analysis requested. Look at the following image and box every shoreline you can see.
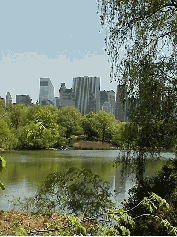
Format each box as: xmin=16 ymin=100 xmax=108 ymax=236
xmin=0 ymin=140 xmax=176 ymax=153
xmin=0 ymin=148 xmax=175 ymax=152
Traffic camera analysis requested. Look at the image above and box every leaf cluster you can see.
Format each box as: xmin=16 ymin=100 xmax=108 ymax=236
xmin=97 ymin=0 xmax=177 ymax=154
xmin=122 ymin=157 xmax=177 ymax=235
xmin=0 ymin=156 xmax=6 ymax=190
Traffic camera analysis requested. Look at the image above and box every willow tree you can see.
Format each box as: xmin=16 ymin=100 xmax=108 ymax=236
xmin=97 ymin=0 xmax=177 ymax=183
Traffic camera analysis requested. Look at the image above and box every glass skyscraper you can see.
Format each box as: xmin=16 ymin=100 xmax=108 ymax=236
xmin=39 ymin=77 xmax=54 ymax=106
xmin=72 ymin=76 xmax=100 ymax=115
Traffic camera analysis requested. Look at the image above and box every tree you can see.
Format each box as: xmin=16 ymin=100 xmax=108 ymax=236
xmin=96 ymin=0 xmax=177 ymax=151
xmin=96 ymin=0 xmax=177 ymax=186
xmin=21 ymin=167 xmax=113 ymax=217
xmin=0 ymin=118 xmax=18 ymax=149
xmin=85 ymin=111 xmax=96 ymax=119
xmin=111 ymin=121 xmax=127 ymax=148
xmin=82 ymin=112 xmax=99 ymax=140
xmin=57 ymin=106 xmax=84 ymax=139
xmin=6 ymin=104 xmax=28 ymax=130
xmin=95 ymin=110 xmax=116 ymax=142
xmin=97 ymin=0 xmax=177 ymax=84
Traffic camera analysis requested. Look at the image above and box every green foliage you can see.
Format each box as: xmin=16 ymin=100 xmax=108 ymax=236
xmin=29 ymin=105 xmax=58 ymax=129
xmin=25 ymin=121 xmax=66 ymax=149
xmin=34 ymin=167 xmax=114 ymax=216
xmin=85 ymin=111 xmax=96 ymax=119
xmin=111 ymin=121 xmax=127 ymax=148
xmin=91 ymin=192 xmax=176 ymax=236
xmin=9 ymin=168 xmax=177 ymax=236
xmin=57 ymin=106 xmax=84 ymax=139
xmin=81 ymin=116 xmax=99 ymax=140
xmin=11 ymin=167 xmax=114 ymax=217
xmin=67 ymin=216 xmax=86 ymax=236
xmin=0 ymin=156 xmax=6 ymax=190
xmin=2 ymin=105 xmax=66 ymax=150
xmin=142 ymin=192 xmax=170 ymax=213
xmin=117 ymin=119 xmax=177 ymax=153
xmin=82 ymin=111 xmax=122 ymax=144
xmin=0 ymin=118 xmax=11 ymax=148
xmin=97 ymin=0 xmax=177 ymax=153
xmin=6 ymin=193 xmax=177 ymax=236
xmin=0 ymin=156 xmax=6 ymax=172
xmin=13 ymin=227 xmax=28 ymax=236
xmin=6 ymin=104 xmax=28 ymax=130
xmin=16 ymin=121 xmax=51 ymax=149
xmin=122 ymin=158 xmax=177 ymax=235
xmin=94 ymin=110 xmax=116 ymax=142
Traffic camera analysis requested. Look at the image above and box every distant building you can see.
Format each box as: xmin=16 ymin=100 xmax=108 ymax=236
xmin=6 ymin=92 xmax=13 ymax=105
xmin=39 ymin=77 xmax=54 ymax=106
xmin=115 ymin=85 xmax=129 ymax=122
xmin=54 ymin=97 xmax=60 ymax=108
xmin=16 ymin=94 xmax=33 ymax=107
xmin=72 ymin=76 xmax=100 ymax=115
xmin=100 ymin=90 xmax=115 ymax=115
xmin=59 ymin=83 xmax=75 ymax=107
xmin=102 ymin=101 xmax=113 ymax=114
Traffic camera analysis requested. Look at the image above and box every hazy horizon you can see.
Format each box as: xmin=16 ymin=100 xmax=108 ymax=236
xmin=0 ymin=0 xmax=120 ymax=104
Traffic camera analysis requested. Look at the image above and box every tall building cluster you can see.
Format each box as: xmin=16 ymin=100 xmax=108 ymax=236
xmin=3 ymin=76 xmax=130 ymax=122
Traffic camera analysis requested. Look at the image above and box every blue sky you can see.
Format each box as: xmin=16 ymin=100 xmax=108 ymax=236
xmin=0 ymin=0 xmax=119 ymax=104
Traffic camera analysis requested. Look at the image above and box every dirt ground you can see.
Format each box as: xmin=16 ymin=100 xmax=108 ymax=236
xmin=0 ymin=210 xmax=96 ymax=236
xmin=72 ymin=140 xmax=116 ymax=150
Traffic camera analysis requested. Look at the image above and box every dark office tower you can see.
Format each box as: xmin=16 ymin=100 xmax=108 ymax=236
xmin=115 ymin=85 xmax=129 ymax=122
xmin=100 ymin=90 xmax=108 ymax=110
xmin=72 ymin=76 xmax=100 ymax=115
xmin=16 ymin=94 xmax=33 ymax=107
xmin=100 ymin=90 xmax=115 ymax=115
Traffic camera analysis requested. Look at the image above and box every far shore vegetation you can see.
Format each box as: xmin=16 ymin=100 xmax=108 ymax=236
xmin=0 ymin=103 xmax=176 ymax=152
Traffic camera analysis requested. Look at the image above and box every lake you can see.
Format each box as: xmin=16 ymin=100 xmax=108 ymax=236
xmin=0 ymin=149 xmax=175 ymax=211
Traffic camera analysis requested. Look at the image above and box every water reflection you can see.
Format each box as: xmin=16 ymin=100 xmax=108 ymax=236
xmin=0 ymin=150 xmax=175 ymax=211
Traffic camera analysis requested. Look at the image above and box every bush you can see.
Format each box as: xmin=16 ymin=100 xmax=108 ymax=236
xmin=13 ymin=167 xmax=114 ymax=217
xmin=122 ymin=158 xmax=177 ymax=235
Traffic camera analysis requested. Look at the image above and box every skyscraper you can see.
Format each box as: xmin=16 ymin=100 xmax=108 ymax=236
xmin=72 ymin=76 xmax=100 ymax=115
xmin=59 ymin=83 xmax=75 ymax=107
xmin=16 ymin=94 xmax=33 ymax=107
xmin=100 ymin=90 xmax=115 ymax=115
xmin=6 ymin=92 xmax=13 ymax=105
xmin=39 ymin=78 xmax=54 ymax=106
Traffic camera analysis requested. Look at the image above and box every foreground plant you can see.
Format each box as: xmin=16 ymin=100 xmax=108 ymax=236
xmin=0 ymin=156 xmax=6 ymax=190
xmin=8 ymin=189 xmax=177 ymax=235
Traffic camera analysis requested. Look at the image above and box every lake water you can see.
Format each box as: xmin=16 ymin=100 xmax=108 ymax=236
xmin=0 ymin=150 xmax=175 ymax=211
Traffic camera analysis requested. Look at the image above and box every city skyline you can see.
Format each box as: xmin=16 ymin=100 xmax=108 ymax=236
xmin=3 ymin=75 xmax=129 ymax=122
xmin=0 ymin=0 xmax=120 ymax=104
xmin=3 ymin=75 xmax=116 ymax=104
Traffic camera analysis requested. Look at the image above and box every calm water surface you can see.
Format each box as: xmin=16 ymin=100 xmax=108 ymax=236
xmin=0 ymin=150 xmax=175 ymax=211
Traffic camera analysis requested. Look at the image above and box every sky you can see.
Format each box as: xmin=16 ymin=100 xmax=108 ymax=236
xmin=0 ymin=0 xmax=119 ymax=104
